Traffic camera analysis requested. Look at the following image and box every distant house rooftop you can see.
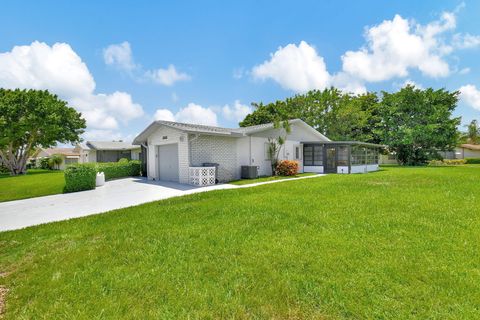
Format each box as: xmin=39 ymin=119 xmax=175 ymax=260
xmin=86 ymin=141 xmax=139 ymax=151
xmin=41 ymin=148 xmax=79 ymax=157
xmin=459 ymin=144 xmax=480 ymax=151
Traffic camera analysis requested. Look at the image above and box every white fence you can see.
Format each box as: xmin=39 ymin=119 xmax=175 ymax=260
xmin=189 ymin=167 xmax=216 ymax=186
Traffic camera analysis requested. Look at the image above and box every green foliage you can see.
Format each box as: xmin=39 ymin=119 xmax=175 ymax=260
xmin=39 ymin=158 xmax=51 ymax=170
xmin=464 ymin=120 xmax=480 ymax=144
xmin=118 ymin=158 xmax=129 ymax=164
xmin=96 ymin=160 xmax=141 ymax=180
xmin=240 ymin=88 xmax=382 ymax=144
xmin=428 ymin=159 xmax=466 ymax=166
xmin=0 ymin=89 xmax=86 ymax=175
xmin=379 ymin=86 xmax=460 ymax=165
xmin=48 ymin=154 xmax=63 ymax=170
xmin=266 ymin=120 xmax=291 ymax=175
xmin=64 ymin=163 xmax=97 ymax=193
xmin=465 ymin=157 xmax=480 ymax=164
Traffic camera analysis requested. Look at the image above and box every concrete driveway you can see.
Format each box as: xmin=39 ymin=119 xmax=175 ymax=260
xmin=0 ymin=177 xmax=237 ymax=232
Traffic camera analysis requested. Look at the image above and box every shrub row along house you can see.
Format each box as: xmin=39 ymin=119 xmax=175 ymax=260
xmin=133 ymin=119 xmax=382 ymax=184
xmin=33 ymin=141 xmax=141 ymax=169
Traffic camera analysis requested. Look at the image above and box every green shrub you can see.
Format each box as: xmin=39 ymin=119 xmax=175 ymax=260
xmin=96 ymin=160 xmax=141 ymax=180
xmin=276 ymin=160 xmax=299 ymax=176
xmin=465 ymin=158 xmax=480 ymax=164
xmin=118 ymin=158 xmax=129 ymax=164
xmin=64 ymin=163 xmax=97 ymax=193
xmin=39 ymin=157 xmax=50 ymax=169
xmin=428 ymin=159 xmax=466 ymax=166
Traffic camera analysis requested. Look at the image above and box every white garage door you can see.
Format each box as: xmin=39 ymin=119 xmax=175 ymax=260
xmin=158 ymin=144 xmax=179 ymax=182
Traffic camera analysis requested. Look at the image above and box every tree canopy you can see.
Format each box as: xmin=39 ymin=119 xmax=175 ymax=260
xmin=240 ymin=88 xmax=382 ymax=144
xmin=240 ymin=86 xmax=461 ymax=165
xmin=0 ymin=89 xmax=86 ymax=175
xmin=378 ymin=86 xmax=460 ymax=165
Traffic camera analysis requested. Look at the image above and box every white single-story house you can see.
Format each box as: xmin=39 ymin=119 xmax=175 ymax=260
xmin=74 ymin=141 xmax=141 ymax=163
xmin=133 ymin=119 xmax=382 ymax=184
xmin=34 ymin=147 xmax=81 ymax=169
xmin=455 ymin=144 xmax=480 ymax=159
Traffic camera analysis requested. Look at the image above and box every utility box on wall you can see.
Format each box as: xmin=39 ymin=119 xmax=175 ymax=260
xmin=241 ymin=165 xmax=258 ymax=179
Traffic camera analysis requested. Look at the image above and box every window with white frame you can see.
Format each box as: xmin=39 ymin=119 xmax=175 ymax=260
xmin=264 ymin=142 xmax=271 ymax=160
xmin=294 ymin=145 xmax=301 ymax=160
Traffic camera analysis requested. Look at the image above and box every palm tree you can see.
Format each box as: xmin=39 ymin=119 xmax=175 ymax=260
xmin=465 ymin=120 xmax=480 ymax=144
xmin=48 ymin=154 xmax=63 ymax=170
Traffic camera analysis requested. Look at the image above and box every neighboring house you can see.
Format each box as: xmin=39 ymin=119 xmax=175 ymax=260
xmin=455 ymin=144 xmax=480 ymax=159
xmin=35 ymin=148 xmax=80 ymax=169
xmin=74 ymin=141 xmax=141 ymax=163
xmin=133 ymin=119 xmax=382 ymax=184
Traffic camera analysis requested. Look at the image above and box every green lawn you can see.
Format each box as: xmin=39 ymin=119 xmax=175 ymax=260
xmin=0 ymin=169 xmax=65 ymax=202
xmin=229 ymin=172 xmax=317 ymax=185
xmin=1 ymin=166 xmax=479 ymax=319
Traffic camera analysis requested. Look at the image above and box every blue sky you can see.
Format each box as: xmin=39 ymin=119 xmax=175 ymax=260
xmin=1 ymin=0 xmax=479 ymax=141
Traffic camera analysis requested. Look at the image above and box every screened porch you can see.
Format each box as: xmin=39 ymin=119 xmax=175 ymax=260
xmin=302 ymin=141 xmax=383 ymax=174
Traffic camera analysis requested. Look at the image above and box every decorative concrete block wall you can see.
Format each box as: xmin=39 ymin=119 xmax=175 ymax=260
xmin=189 ymin=135 xmax=238 ymax=182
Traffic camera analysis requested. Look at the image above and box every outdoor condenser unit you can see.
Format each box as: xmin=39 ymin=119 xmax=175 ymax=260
xmin=241 ymin=165 xmax=258 ymax=179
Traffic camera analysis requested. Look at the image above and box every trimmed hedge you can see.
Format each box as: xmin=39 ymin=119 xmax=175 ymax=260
xmin=64 ymin=163 xmax=97 ymax=193
xmin=96 ymin=160 xmax=141 ymax=181
xmin=63 ymin=160 xmax=142 ymax=193
xmin=465 ymin=158 xmax=480 ymax=164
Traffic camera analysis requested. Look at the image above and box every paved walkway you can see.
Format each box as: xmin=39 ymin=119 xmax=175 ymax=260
xmin=0 ymin=174 xmax=323 ymax=232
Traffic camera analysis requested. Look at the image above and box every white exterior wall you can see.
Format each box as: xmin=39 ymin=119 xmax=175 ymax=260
xmin=455 ymin=147 xmax=480 ymax=159
xmin=350 ymin=164 xmax=379 ymax=173
xmin=304 ymin=166 xmax=324 ymax=173
xmin=147 ymin=126 xmax=189 ymax=183
xmin=337 ymin=166 xmax=349 ymax=174
xmin=189 ymin=134 xmax=239 ymax=182
xmin=131 ymin=149 xmax=141 ymax=160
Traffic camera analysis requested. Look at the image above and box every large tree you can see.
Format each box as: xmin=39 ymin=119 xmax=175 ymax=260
xmin=0 ymin=89 xmax=86 ymax=175
xmin=378 ymin=86 xmax=460 ymax=165
xmin=240 ymin=88 xmax=382 ymax=144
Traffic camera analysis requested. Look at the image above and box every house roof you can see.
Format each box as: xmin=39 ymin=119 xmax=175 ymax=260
xmin=301 ymin=141 xmax=385 ymax=148
xmin=41 ymin=148 xmax=79 ymax=157
xmin=133 ymin=119 xmax=329 ymax=144
xmin=459 ymin=144 xmax=480 ymax=151
xmin=86 ymin=141 xmax=140 ymax=151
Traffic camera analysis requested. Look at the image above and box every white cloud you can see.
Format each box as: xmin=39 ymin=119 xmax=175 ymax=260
xmin=103 ymin=41 xmax=136 ymax=71
xmin=154 ymin=108 xmax=176 ymax=122
xmin=222 ymin=100 xmax=252 ymax=122
xmin=330 ymin=72 xmax=367 ymax=95
xmin=0 ymin=41 xmax=95 ymax=98
xmin=154 ymin=103 xmax=218 ymax=126
xmin=342 ymin=13 xmax=453 ymax=82
xmin=459 ymin=84 xmax=480 ymax=111
xmin=453 ymin=33 xmax=480 ymax=49
xmin=459 ymin=67 xmax=471 ymax=75
xmin=0 ymin=41 xmax=144 ymax=138
xmin=251 ymin=7 xmax=479 ymax=94
xmin=252 ymin=41 xmax=330 ymax=92
xmin=145 ymin=64 xmax=191 ymax=86
xmin=83 ymin=129 xmax=134 ymax=142
xmin=103 ymin=41 xmax=191 ymax=86
xmin=233 ymin=67 xmax=246 ymax=79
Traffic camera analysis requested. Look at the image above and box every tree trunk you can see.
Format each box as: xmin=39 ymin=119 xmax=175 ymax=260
xmin=0 ymin=144 xmax=30 ymax=175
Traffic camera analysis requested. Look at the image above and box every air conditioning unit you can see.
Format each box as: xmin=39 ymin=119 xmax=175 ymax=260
xmin=241 ymin=165 xmax=258 ymax=179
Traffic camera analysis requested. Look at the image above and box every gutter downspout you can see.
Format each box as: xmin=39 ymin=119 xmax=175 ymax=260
xmin=249 ymin=135 xmax=252 ymax=166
